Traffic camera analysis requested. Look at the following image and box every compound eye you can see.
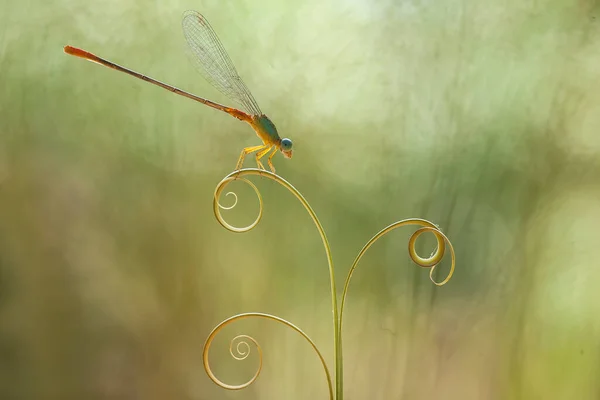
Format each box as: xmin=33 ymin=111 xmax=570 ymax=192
xmin=281 ymin=138 xmax=293 ymax=150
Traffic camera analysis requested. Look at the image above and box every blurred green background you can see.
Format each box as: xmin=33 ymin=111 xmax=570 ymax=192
xmin=1 ymin=0 xmax=600 ymax=399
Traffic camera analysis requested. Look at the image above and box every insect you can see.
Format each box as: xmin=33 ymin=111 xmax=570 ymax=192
xmin=64 ymin=10 xmax=292 ymax=173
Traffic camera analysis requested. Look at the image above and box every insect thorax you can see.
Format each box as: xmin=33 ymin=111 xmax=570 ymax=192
xmin=254 ymin=115 xmax=281 ymax=144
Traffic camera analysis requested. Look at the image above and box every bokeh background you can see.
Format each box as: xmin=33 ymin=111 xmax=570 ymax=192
xmin=1 ymin=0 xmax=600 ymax=399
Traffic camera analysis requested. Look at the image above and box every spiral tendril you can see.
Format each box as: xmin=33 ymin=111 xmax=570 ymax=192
xmin=230 ymin=335 xmax=253 ymax=360
xmin=218 ymin=191 xmax=238 ymax=210
xmin=339 ymin=218 xmax=455 ymax=335
xmin=407 ymin=225 xmax=454 ymax=285
xmin=203 ymin=312 xmax=333 ymax=398
xmin=213 ymin=176 xmax=263 ymax=233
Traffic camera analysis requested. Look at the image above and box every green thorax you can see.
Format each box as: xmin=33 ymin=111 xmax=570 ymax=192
xmin=256 ymin=115 xmax=281 ymax=142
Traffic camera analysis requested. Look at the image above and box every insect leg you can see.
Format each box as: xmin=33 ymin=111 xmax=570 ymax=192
xmin=236 ymin=144 xmax=267 ymax=170
xmin=255 ymin=146 xmax=273 ymax=171
xmin=267 ymin=147 xmax=278 ymax=173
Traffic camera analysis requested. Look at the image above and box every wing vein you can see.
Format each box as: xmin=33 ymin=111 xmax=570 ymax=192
xmin=182 ymin=10 xmax=262 ymax=116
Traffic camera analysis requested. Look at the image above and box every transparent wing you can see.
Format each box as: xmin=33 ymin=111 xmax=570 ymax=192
xmin=182 ymin=10 xmax=262 ymax=116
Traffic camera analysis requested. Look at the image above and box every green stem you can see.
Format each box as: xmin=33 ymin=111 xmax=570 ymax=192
xmin=213 ymin=171 xmax=456 ymax=400
xmin=338 ymin=219 xmax=455 ymax=399
xmin=214 ymin=169 xmax=341 ymax=399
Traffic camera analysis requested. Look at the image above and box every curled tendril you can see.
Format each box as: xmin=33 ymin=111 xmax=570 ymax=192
xmin=339 ymin=218 xmax=455 ymax=332
xmin=407 ymin=225 xmax=454 ymax=285
xmin=213 ymin=176 xmax=263 ymax=233
xmin=218 ymin=192 xmax=238 ymax=210
xmin=230 ymin=335 xmax=255 ymax=360
xmin=203 ymin=312 xmax=334 ymax=399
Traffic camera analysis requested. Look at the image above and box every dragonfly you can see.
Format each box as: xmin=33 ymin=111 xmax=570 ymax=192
xmin=64 ymin=10 xmax=292 ymax=173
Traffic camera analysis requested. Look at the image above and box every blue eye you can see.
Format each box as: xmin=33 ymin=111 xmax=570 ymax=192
xmin=281 ymin=138 xmax=293 ymax=150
